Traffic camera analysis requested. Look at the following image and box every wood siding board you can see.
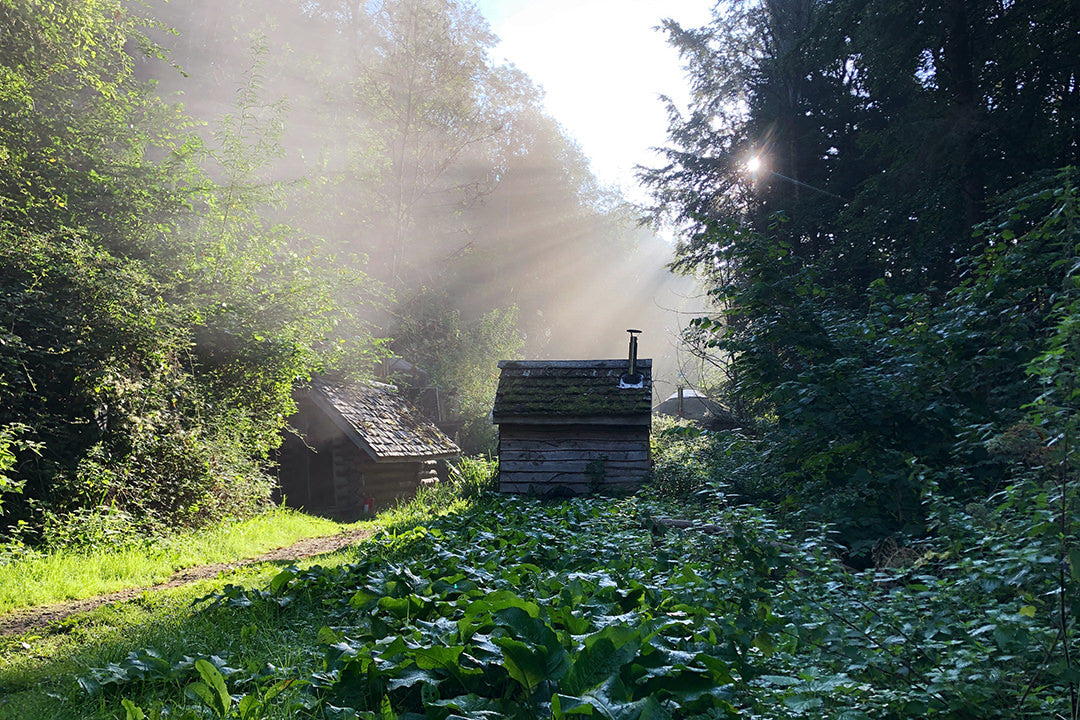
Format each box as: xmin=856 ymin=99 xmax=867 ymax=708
xmin=499 ymin=450 xmax=650 ymax=462
xmin=499 ymin=462 xmax=650 ymax=473
xmin=498 ymin=426 xmax=650 ymax=441
xmin=492 ymin=415 xmax=650 ymax=426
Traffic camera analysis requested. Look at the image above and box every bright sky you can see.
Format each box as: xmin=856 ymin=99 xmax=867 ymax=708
xmin=475 ymin=0 xmax=713 ymax=204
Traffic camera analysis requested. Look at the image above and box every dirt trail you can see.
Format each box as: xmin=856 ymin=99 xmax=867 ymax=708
xmin=0 ymin=528 xmax=372 ymax=637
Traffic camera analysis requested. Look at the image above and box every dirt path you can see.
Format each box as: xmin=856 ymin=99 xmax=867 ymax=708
xmin=0 ymin=528 xmax=373 ymax=638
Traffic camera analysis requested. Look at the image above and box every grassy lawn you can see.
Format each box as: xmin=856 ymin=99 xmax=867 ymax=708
xmin=0 ymin=490 xmax=474 ymax=720
xmin=0 ymin=548 xmax=367 ymax=720
xmin=0 ymin=507 xmax=366 ymax=615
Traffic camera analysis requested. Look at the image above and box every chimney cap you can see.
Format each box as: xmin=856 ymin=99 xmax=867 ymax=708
xmin=627 ymin=328 xmax=642 ymax=334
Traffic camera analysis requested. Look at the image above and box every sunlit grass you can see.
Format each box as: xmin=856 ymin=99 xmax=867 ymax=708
xmin=0 ymin=552 xmax=363 ymax=720
xmin=0 ymin=465 xmax=498 ymax=719
xmin=0 ymin=494 xmax=474 ymax=720
xmin=0 ymin=507 xmax=365 ymax=614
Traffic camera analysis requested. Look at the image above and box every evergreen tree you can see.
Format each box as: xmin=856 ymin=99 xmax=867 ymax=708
xmin=647 ymin=0 xmax=1080 ymax=546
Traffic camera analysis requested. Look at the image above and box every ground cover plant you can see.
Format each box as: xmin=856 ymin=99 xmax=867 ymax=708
xmin=0 ymin=508 xmax=364 ymax=614
xmin=5 ymin=472 xmax=1071 ymax=720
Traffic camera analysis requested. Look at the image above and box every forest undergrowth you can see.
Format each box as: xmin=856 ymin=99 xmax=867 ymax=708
xmin=1 ymin=449 xmax=1076 ymax=720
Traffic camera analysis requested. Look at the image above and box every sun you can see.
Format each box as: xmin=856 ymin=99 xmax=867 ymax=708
xmin=746 ymin=155 xmax=762 ymax=174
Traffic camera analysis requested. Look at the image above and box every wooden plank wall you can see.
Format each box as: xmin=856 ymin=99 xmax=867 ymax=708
xmin=331 ymin=436 xmax=364 ymax=515
xmin=498 ymin=425 xmax=650 ymax=496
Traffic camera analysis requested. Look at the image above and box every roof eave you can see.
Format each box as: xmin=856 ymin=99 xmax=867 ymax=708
xmin=306 ymin=388 xmax=381 ymax=460
xmin=493 ymin=414 xmax=651 ymax=427
xmin=369 ymin=450 xmax=460 ymax=463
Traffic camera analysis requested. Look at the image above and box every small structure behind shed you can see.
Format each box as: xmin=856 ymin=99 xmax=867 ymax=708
xmin=277 ymin=379 xmax=460 ymax=518
xmin=493 ymin=340 xmax=652 ymax=495
xmin=654 ymin=387 xmax=739 ymax=430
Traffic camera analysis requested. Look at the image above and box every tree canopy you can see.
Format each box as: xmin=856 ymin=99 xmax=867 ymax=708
xmin=645 ymin=0 xmax=1080 ymax=546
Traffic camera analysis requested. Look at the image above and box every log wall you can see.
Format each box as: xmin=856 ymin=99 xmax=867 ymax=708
xmin=498 ymin=424 xmax=650 ymax=496
xmin=362 ymin=461 xmax=422 ymax=509
xmin=280 ymin=426 xmax=435 ymax=519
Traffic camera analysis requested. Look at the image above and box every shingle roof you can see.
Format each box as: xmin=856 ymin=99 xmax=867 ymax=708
xmin=309 ymin=379 xmax=460 ymax=462
xmin=492 ymin=359 xmax=652 ymax=424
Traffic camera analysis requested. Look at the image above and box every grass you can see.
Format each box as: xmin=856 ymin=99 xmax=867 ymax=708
xmin=0 ymin=459 xmax=500 ymax=719
xmin=0 ymin=507 xmax=366 ymax=614
xmin=0 ymin=548 xmax=367 ymax=720
xmin=0 ymin=489 xmax=477 ymax=720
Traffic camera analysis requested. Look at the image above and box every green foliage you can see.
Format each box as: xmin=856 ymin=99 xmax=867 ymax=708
xmin=392 ymin=290 xmax=523 ymax=454
xmin=41 ymin=490 xmax=1070 ymax=719
xmin=654 ymin=169 xmax=1080 ymax=555
xmin=648 ymin=417 xmax=765 ymax=502
xmin=648 ymin=0 xmax=1080 ymax=553
xmin=388 ymin=455 xmax=498 ymax=520
xmin=0 ymin=424 xmax=38 ymax=515
xmin=443 ymin=455 xmax=499 ymax=500
xmin=0 ymin=0 xmax=376 ymax=541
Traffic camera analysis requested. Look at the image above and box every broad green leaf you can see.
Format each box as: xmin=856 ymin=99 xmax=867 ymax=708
xmin=269 ymin=568 xmax=295 ymax=595
xmin=378 ymin=595 xmax=414 ymax=619
xmin=563 ymin=627 xmax=642 ymax=696
xmin=413 ymin=645 xmax=465 ymax=671
xmin=385 ymin=667 xmax=441 ymax=691
xmin=465 ymin=590 xmax=540 ymax=619
xmin=495 ymin=636 xmax=570 ymax=693
xmin=783 ymin=695 xmax=823 ymax=712
xmin=195 ymin=658 xmax=232 ymax=716
xmin=430 ymin=693 xmax=504 ymax=718
xmin=552 ymin=693 xmax=597 ymax=717
xmin=494 ymin=606 xmax=559 ymax=648
xmin=185 ymin=682 xmax=218 ymax=714
xmin=120 ymin=699 xmax=146 ymax=720
xmin=378 ymin=694 xmax=398 ymax=720
xmin=237 ymin=694 xmax=261 ymax=720
xmin=582 ymin=678 xmax=651 ymax=720
xmin=351 ymin=588 xmax=381 ymax=610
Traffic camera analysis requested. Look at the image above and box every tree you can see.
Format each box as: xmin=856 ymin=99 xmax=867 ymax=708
xmin=0 ymin=0 xmax=359 ymax=541
xmin=647 ymin=0 xmax=1080 ymax=548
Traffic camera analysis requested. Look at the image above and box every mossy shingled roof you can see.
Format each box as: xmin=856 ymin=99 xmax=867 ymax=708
xmin=492 ymin=359 xmax=652 ymax=422
xmin=309 ymin=379 xmax=460 ymax=461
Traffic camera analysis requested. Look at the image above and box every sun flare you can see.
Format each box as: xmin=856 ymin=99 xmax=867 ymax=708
xmin=746 ymin=155 xmax=762 ymax=174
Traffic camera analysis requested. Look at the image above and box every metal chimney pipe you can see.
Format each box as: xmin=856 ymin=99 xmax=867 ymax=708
xmin=627 ymin=329 xmax=641 ymax=377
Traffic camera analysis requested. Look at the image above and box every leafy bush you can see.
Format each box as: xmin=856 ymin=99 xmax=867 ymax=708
xmin=0 ymin=423 xmax=38 ymax=516
xmin=666 ymin=169 xmax=1080 ymax=556
xmin=398 ymin=455 xmax=499 ymax=517
xmin=0 ymin=2 xmax=372 ymax=543
xmin=649 ymin=416 xmax=768 ymax=502
xmin=443 ymin=455 xmax=499 ymax=499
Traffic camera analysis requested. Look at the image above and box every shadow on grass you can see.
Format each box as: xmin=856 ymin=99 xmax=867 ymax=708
xmin=0 ymin=496 xmax=477 ymax=720
xmin=0 ymin=548 xmax=368 ymax=720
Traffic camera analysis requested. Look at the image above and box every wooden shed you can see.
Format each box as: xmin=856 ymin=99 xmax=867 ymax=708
xmin=277 ymin=379 xmax=460 ymax=518
xmin=492 ymin=357 xmax=652 ymax=496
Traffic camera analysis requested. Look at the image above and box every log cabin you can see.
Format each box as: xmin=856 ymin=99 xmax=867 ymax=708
xmin=493 ymin=333 xmax=652 ymax=496
xmin=277 ymin=378 xmax=460 ymax=518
